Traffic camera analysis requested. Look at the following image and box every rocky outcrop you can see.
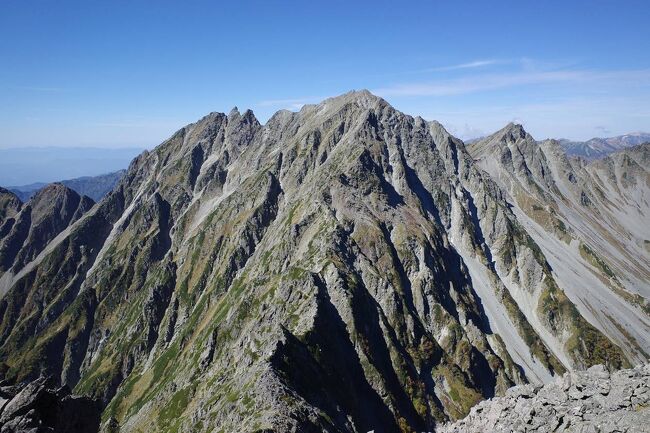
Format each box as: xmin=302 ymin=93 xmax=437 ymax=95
xmin=0 ymin=189 xmax=21 ymax=228
xmin=0 ymin=376 xmax=101 ymax=433
xmin=438 ymin=364 xmax=650 ymax=433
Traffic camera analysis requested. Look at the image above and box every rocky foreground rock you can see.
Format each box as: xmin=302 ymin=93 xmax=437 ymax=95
xmin=0 ymin=376 xmax=101 ymax=433
xmin=438 ymin=364 xmax=650 ymax=433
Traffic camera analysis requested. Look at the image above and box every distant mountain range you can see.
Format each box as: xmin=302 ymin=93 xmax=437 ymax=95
xmin=9 ymin=170 xmax=126 ymax=202
xmin=558 ymin=132 xmax=650 ymax=160
xmin=0 ymin=146 xmax=143 ymax=186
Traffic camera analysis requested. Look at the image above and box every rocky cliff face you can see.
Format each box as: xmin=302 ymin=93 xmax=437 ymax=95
xmin=0 ymin=91 xmax=647 ymax=433
xmin=438 ymin=364 xmax=650 ymax=433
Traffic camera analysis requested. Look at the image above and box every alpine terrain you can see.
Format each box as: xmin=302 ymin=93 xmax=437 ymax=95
xmin=0 ymin=91 xmax=648 ymax=433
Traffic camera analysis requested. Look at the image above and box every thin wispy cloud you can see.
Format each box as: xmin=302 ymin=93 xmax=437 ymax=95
xmin=420 ymin=94 xmax=650 ymax=141
xmin=372 ymin=59 xmax=505 ymax=79
xmin=424 ymin=59 xmax=501 ymax=72
xmin=374 ymin=70 xmax=582 ymax=97
xmin=256 ymin=58 xmax=513 ymax=108
xmin=373 ymin=68 xmax=650 ymax=97
xmin=257 ymin=97 xmax=322 ymax=110
xmin=254 ymin=62 xmax=650 ymax=141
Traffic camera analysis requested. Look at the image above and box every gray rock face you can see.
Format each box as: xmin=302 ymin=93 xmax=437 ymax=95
xmin=438 ymin=364 xmax=650 ymax=433
xmin=0 ymin=376 xmax=101 ymax=433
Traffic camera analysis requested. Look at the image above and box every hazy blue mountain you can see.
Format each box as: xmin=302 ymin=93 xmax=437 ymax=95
xmin=8 ymin=184 xmax=47 ymax=202
xmin=0 ymin=147 xmax=143 ymax=186
xmin=9 ymin=170 xmax=126 ymax=202
xmin=559 ymin=132 xmax=650 ymax=159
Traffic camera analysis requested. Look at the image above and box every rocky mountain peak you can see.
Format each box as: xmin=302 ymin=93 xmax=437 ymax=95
xmin=228 ymin=106 xmax=240 ymax=118
xmin=225 ymin=106 xmax=258 ymax=126
xmin=0 ymin=187 xmax=20 ymax=200
xmin=30 ymin=182 xmax=82 ymax=202
xmin=0 ymin=182 xmax=94 ymax=276
xmin=465 ymin=122 xmax=536 ymax=164
xmin=0 ymin=91 xmax=646 ymax=433
xmin=428 ymin=119 xmax=450 ymax=134
xmin=303 ymin=89 xmax=389 ymax=118
xmin=496 ymin=122 xmax=529 ymax=143
xmin=28 ymin=183 xmax=93 ymax=224
xmin=338 ymin=88 xmax=384 ymax=106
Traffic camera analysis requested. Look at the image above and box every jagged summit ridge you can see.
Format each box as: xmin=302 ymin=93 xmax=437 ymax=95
xmin=496 ymin=122 xmax=528 ymax=141
xmin=307 ymin=89 xmax=386 ymax=110
xmin=0 ymin=91 xmax=646 ymax=433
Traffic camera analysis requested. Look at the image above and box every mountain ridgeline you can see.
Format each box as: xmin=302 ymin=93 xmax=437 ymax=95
xmin=559 ymin=132 xmax=650 ymax=160
xmin=9 ymin=169 xmax=126 ymax=202
xmin=0 ymin=91 xmax=647 ymax=433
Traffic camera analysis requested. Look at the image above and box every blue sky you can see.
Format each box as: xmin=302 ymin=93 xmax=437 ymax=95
xmin=1 ymin=0 xmax=649 ymax=148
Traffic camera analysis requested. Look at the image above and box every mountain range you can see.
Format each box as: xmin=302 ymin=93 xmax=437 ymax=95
xmin=558 ymin=132 xmax=650 ymax=160
xmin=8 ymin=170 xmax=126 ymax=203
xmin=0 ymin=147 xmax=143 ymax=186
xmin=0 ymin=91 xmax=647 ymax=433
